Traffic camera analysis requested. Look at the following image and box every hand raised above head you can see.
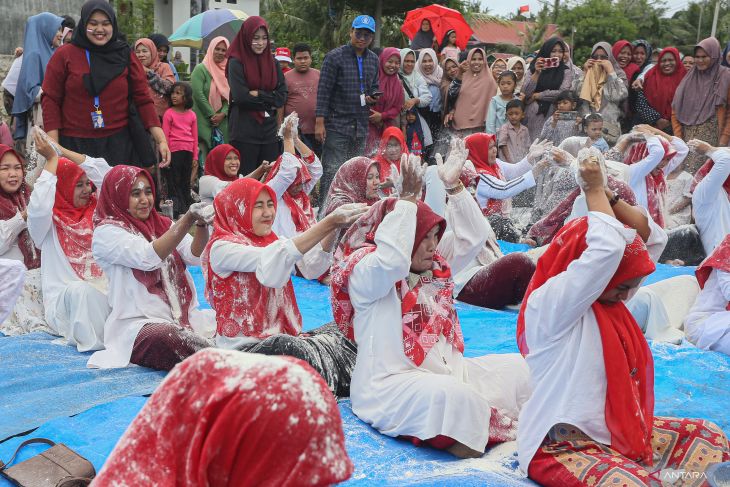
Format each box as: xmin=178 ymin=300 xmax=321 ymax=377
xmin=400 ymin=153 xmax=425 ymax=202
xmin=436 ymin=137 xmax=468 ymax=188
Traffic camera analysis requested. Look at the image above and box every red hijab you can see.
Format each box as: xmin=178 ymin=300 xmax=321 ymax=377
xmin=330 ymin=199 xmax=464 ymax=366
xmin=322 ymin=157 xmax=380 ymax=216
xmin=612 ymin=40 xmax=639 ymax=80
xmin=696 ymin=234 xmax=730 ymax=310
xmin=374 ymin=47 xmax=406 ymax=121
xmin=264 ymin=153 xmax=316 ymax=233
xmin=624 ymin=139 xmax=677 ymax=228
xmin=201 ymin=178 xmax=302 ymax=339
xmin=372 ymin=126 xmax=408 ymax=183
xmin=517 ymin=217 xmax=656 ymax=464
xmin=643 ymin=47 xmax=686 ymax=120
xmin=227 ymin=16 xmax=278 ymax=123
xmin=204 ymin=144 xmax=240 ymax=182
xmin=53 ymin=158 xmax=103 ymax=281
xmin=464 ymin=133 xmax=504 ymax=216
xmin=94 ymin=165 xmax=194 ymax=327
xmin=94 ymin=348 xmax=353 ymax=486
xmin=0 ymin=145 xmax=39 ymax=269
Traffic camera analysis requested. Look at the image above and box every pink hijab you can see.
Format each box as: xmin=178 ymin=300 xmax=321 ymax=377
xmin=202 ymin=36 xmax=231 ymax=112
xmin=453 ymin=48 xmax=497 ymax=130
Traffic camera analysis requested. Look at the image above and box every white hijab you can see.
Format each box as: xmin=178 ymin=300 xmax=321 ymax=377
xmin=415 ymin=48 xmax=443 ymax=86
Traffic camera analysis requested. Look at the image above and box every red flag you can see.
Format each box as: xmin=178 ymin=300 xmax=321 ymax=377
xmin=519 ymin=5 xmax=530 ymax=13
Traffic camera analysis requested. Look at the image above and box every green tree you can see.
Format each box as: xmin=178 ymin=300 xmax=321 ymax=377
xmin=110 ymin=0 xmax=155 ymax=44
xmin=556 ymin=0 xmax=638 ymax=62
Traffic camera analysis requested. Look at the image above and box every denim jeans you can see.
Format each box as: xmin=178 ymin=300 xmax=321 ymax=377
xmin=318 ymin=128 xmax=366 ymax=210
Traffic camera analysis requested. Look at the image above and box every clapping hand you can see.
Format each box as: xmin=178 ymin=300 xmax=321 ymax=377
xmin=188 ymin=202 xmax=215 ymax=225
xmin=435 ymin=137 xmax=468 ymax=189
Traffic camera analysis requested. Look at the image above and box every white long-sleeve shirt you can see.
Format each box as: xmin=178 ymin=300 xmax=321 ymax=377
xmin=198 ymin=174 xmax=240 ymax=205
xmin=693 ymin=148 xmax=730 ymax=255
xmin=517 ymin=211 xmax=667 ymax=472
xmin=475 ymin=157 xmax=536 ymax=209
xmin=0 ymin=212 xmax=28 ymax=261
xmin=88 ymin=225 xmax=215 ymax=369
xmin=684 ymin=269 xmax=730 ymax=355
xmin=348 ymin=193 xmax=530 ymax=452
xmin=270 ymin=152 xmax=323 ymax=239
xmin=26 ymin=157 xmax=111 ymax=327
xmin=209 ymin=236 xmax=332 ymax=348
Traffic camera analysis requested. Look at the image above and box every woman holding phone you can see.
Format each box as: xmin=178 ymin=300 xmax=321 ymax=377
xmin=522 ymin=38 xmax=574 ymax=140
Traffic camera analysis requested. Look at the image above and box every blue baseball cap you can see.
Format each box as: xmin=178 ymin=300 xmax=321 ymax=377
xmin=352 ymin=15 xmax=376 ymax=32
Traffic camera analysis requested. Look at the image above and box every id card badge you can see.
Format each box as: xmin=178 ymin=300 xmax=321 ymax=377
xmin=360 ymin=93 xmax=366 ymax=107
xmin=91 ymin=110 xmax=105 ymax=129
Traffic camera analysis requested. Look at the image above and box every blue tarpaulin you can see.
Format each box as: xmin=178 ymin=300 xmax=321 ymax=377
xmin=0 ymin=261 xmax=726 ymax=486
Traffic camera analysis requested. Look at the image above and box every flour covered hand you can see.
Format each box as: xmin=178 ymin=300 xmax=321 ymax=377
xmin=188 ymin=202 xmax=215 ymax=225
xmin=436 ymin=137 xmax=468 ymax=188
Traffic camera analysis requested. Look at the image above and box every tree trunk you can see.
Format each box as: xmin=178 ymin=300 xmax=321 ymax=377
xmin=374 ymin=0 xmax=383 ymax=48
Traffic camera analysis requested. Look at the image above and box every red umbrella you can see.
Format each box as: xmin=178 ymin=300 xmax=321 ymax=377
xmin=401 ymin=5 xmax=473 ymax=50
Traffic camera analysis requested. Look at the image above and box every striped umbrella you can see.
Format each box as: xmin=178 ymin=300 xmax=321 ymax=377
xmin=169 ymin=9 xmax=248 ymax=50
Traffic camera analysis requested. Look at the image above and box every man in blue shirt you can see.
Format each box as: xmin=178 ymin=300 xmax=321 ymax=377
xmin=315 ymin=15 xmax=380 ymax=209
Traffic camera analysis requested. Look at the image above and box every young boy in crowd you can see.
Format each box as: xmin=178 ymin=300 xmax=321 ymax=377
xmin=486 ymin=70 xmax=518 ymax=134
xmin=539 ymin=90 xmax=580 ymax=146
xmin=497 ymin=99 xmax=531 ymax=163
xmin=583 ymin=113 xmax=609 ymax=152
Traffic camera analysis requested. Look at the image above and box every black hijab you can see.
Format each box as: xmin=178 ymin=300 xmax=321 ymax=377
xmin=410 ymin=22 xmax=435 ymax=51
xmin=148 ymin=33 xmax=170 ymax=59
xmin=530 ymin=37 xmax=568 ymax=116
xmin=72 ymin=0 xmax=130 ymax=97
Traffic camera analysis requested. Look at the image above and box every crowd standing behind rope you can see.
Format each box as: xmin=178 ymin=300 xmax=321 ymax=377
xmin=1 ymin=1 xmax=730 ymax=485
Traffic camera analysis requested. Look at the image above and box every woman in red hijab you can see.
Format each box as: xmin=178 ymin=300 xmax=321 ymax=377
xmin=0 ymin=145 xmax=46 ymax=335
xmin=612 ymin=40 xmax=639 ymax=82
xmin=366 ymin=47 xmax=405 ymax=154
xmin=468 ymin=133 xmax=547 ymax=242
xmin=689 ymin=140 xmax=730 ymax=256
xmin=201 ymin=177 xmax=366 ymax=395
xmin=198 ymin=143 xmax=270 ymax=204
xmin=685 ymin=234 xmax=730 ymax=355
xmin=516 ymin=158 xmax=729 ymax=485
xmin=88 ymin=165 xmax=215 ymax=371
xmin=94 ymin=348 xmax=354 ymax=486
xmin=226 ymin=16 xmax=287 ymax=175
xmin=371 ymin=125 xmax=408 ymax=194
xmin=263 ymin=114 xmax=322 ymax=239
xmin=27 ymin=132 xmax=111 ymax=352
xmin=321 ymin=156 xmax=382 ymax=217
xmin=330 ymin=154 xmax=530 ymax=458
xmin=633 ymin=47 xmax=686 ymax=133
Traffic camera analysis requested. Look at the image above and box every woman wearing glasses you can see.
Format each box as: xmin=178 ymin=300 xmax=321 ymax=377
xmin=226 ymin=16 xmax=287 ymax=176
xmin=573 ymin=42 xmax=628 ymax=145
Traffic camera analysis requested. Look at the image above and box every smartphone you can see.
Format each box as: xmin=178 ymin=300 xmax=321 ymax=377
xmin=370 ymin=91 xmax=384 ymax=99
xmin=543 ymin=57 xmax=560 ymax=69
xmin=556 ymin=111 xmax=578 ymax=121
